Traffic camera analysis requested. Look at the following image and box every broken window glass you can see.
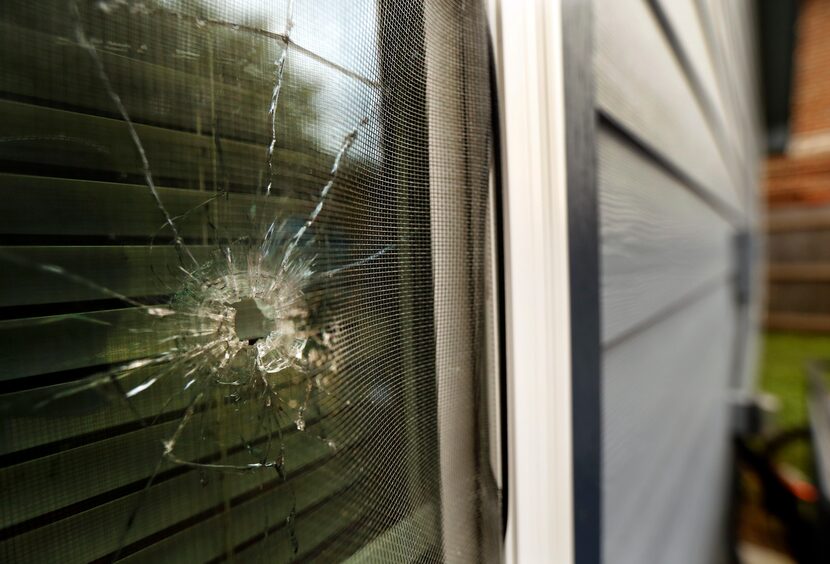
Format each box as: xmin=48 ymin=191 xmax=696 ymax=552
xmin=0 ymin=0 xmax=500 ymax=561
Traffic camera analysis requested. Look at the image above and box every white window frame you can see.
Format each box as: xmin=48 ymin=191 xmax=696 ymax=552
xmin=489 ymin=0 xmax=575 ymax=562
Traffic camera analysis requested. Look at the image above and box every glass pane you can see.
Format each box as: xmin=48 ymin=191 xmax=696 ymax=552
xmin=0 ymin=0 xmax=499 ymax=561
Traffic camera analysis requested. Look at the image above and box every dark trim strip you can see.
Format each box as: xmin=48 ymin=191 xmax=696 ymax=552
xmin=600 ymin=112 xmax=743 ymax=227
xmin=487 ymin=28 xmax=510 ymax=540
xmin=561 ymin=2 xmax=602 ymax=562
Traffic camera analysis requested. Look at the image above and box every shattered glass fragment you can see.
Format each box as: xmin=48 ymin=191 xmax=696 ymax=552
xmin=0 ymin=0 xmax=500 ymax=561
xmin=0 ymin=0 xmax=390 ymax=559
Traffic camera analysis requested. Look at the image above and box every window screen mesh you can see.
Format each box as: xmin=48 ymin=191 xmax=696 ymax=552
xmin=0 ymin=0 xmax=500 ymax=562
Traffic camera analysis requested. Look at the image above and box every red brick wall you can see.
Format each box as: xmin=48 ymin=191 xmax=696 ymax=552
xmin=766 ymin=0 xmax=830 ymax=206
xmin=764 ymin=0 xmax=830 ymax=331
xmin=790 ymin=0 xmax=830 ymax=136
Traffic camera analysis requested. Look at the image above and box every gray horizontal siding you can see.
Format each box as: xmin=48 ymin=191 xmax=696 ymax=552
xmin=595 ymin=0 xmax=742 ymax=213
xmin=603 ymin=283 xmax=736 ymax=564
xmin=599 ymin=127 xmax=733 ymax=345
xmin=595 ymin=0 xmax=761 ymax=561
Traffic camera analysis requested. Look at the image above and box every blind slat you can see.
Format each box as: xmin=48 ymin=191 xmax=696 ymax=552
xmin=1 ymin=398 xmax=335 ymax=529
xmin=3 ymin=427 xmax=349 ymax=563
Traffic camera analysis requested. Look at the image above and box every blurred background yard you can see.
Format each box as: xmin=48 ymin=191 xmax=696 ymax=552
xmin=761 ymin=0 xmax=830 ymax=471
xmin=743 ymin=1 xmax=830 ymax=559
xmin=759 ymin=333 xmax=830 ymax=472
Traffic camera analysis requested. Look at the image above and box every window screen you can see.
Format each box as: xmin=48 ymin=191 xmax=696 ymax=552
xmin=0 ymin=0 xmax=500 ymax=562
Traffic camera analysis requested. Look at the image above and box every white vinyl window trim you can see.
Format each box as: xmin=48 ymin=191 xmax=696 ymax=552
xmin=489 ymin=0 xmax=575 ymax=562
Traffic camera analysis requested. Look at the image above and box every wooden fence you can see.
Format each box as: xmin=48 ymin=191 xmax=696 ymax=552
xmin=766 ymin=204 xmax=830 ymax=332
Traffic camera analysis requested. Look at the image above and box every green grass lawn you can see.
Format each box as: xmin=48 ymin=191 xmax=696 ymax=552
xmin=759 ymin=332 xmax=830 ymax=474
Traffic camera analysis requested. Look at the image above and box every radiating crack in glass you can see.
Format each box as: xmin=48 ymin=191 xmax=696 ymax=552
xmin=2 ymin=1 xmax=391 ymax=559
xmin=71 ymin=0 xmax=198 ymax=268
xmin=265 ymin=0 xmax=295 ymax=197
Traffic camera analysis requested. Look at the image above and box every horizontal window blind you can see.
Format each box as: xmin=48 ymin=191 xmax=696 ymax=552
xmin=0 ymin=0 xmax=499 ymax=562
